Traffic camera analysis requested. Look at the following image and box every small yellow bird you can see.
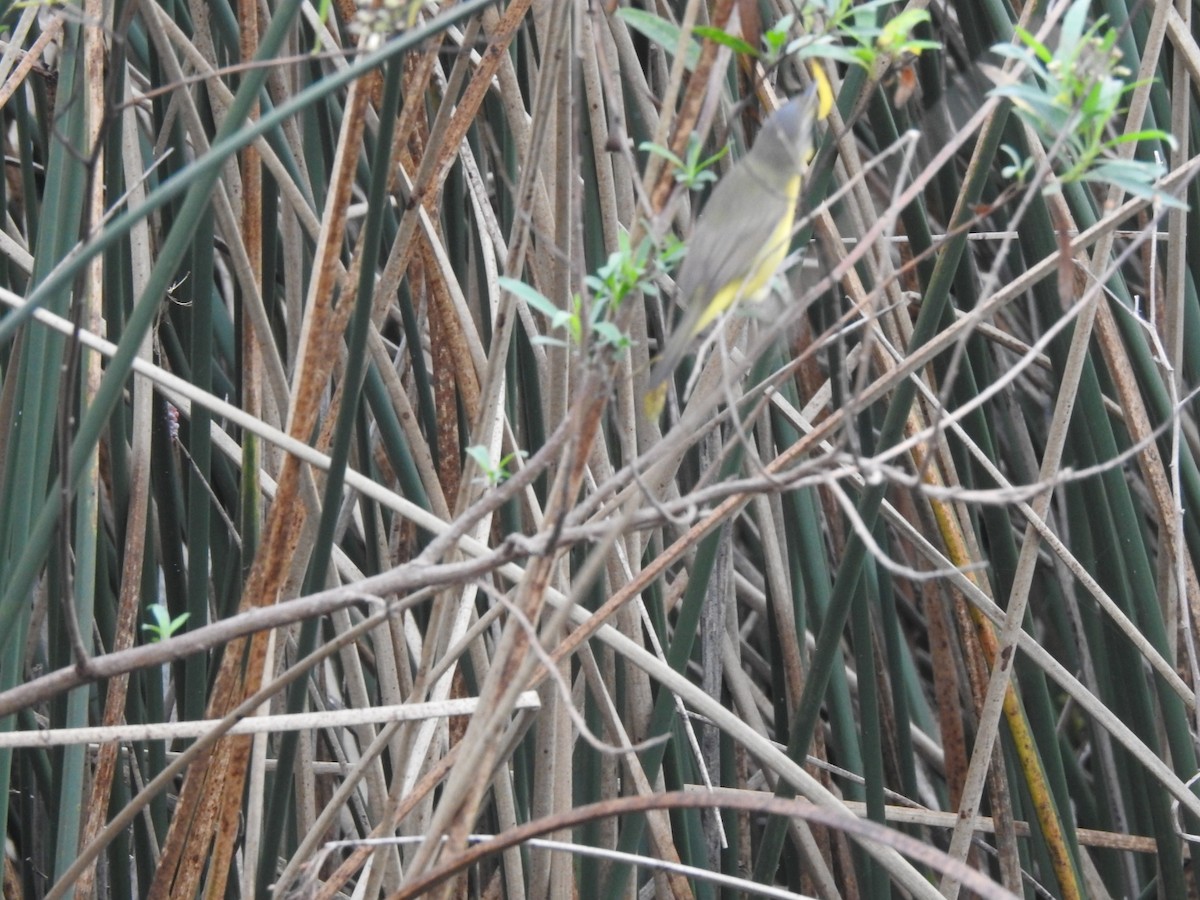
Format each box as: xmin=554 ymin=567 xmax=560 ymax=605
xmin=646 ymin=84 xmax=821 ymax=416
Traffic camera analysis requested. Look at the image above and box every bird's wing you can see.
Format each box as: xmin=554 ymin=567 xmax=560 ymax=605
xmin=647 ymin=171 xmax=795 ymax=392
xmin=675 ymin=166 xmax=794 ymax=318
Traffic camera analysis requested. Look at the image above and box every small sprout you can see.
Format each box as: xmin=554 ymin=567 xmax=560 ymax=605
xmin=999 ymin=144 xmax=1033 ymax=183
xmin=587 ymin=231 xmax=657 ymax=310
xmin=591 ymin=321 xmax=632 ymax=352
xmin=500 ymin=229 xmax=659 ymax=359
xmin=641 ymin=136 xmax=729 ymax=191
xmin=659 ymin=234 xmax=687 ymax=271
xmin=501 ymin=277 xmax=575 ymax=349
xmin=786 ymin=0 xmax=941 ymax=71
xmin=466 ymin=445 xmax=527 ymax=487
xmin=989 ymin=0 xmax=1183 ymax=207
xmin=142 ymin=604 xmax=190 ymax=642
xmin=760 ymin=14 xmax=794 ymax=64
xmin=875 ymin=9 xmax=938 ymax=58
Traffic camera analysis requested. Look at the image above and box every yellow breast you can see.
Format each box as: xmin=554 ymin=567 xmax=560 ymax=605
xmin=692 ymin=173 xmax=802 ymax=334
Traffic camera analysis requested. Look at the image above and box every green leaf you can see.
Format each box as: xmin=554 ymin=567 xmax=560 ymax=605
xmin=761 ymin=13 xmax=793 ymax=58
xmin=465 ymin=445 xmax=492 ymax=469
xmin=1081 ymin=164 xmax=1187 ymax=208
xmin=1015 ymin=24 xmax=1053 ymax=64
xmin=851 ymin=0 xmax=899 ymax=12
xmin=616 ymin=8 xmax=700 ymax=70
xmin=1059 ymin=0 xmax=1091 ymax=60
xmin=790 ymin=41 xmax=868 ymax=69
xmin=500 ymin=276 xmax=559 ymax=317
xmin=989 ymin=42 xmax=1050 ymax=77
xmin=877 ymin=9 xmax=931 ymax=53
xmin=592 ymin=321 xmax=631 ymax=350
xmin=692 ymin=25 xmax=757 ymax=57
xmin=640 ymin=141 xmax=684 ymax=169
xmin=1085 ymin=158 xmax=1163 ymax=182
xmin=1105 ymin=130 xmax=1176 ymax=151
xmin=899 ymin=39 xmax=941 ymax=54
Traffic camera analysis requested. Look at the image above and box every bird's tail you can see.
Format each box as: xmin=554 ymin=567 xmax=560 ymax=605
xmin=643 ymin=318 xmax=696 ymax=419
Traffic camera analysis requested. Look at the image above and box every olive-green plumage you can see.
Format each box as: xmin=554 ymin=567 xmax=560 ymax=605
xmin=647 ymin=85 xmax=820 ymax=412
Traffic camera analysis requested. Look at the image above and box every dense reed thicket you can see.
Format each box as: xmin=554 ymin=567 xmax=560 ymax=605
xmin=0 ymin=0 xmax=1198 ymax=897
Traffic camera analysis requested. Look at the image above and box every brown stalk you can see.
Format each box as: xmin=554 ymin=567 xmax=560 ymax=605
xmin=409 ymin=0 xmax=534 ymax=214
xmin=204 ymin=0 xmax=266 ymax=889
xmin=149 ymin=56 xmax=373 ymax=900
xmin=426 ymin=234 xmax=466 ymax=502
xmin=923 ymin=576 xmax=970 ymax=810
xmin=71 ymin=0 xmax=112 ymax=894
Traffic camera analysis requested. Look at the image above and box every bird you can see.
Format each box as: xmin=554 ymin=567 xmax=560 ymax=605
xmin=645 ymin=83 xmax=821 ymax=417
